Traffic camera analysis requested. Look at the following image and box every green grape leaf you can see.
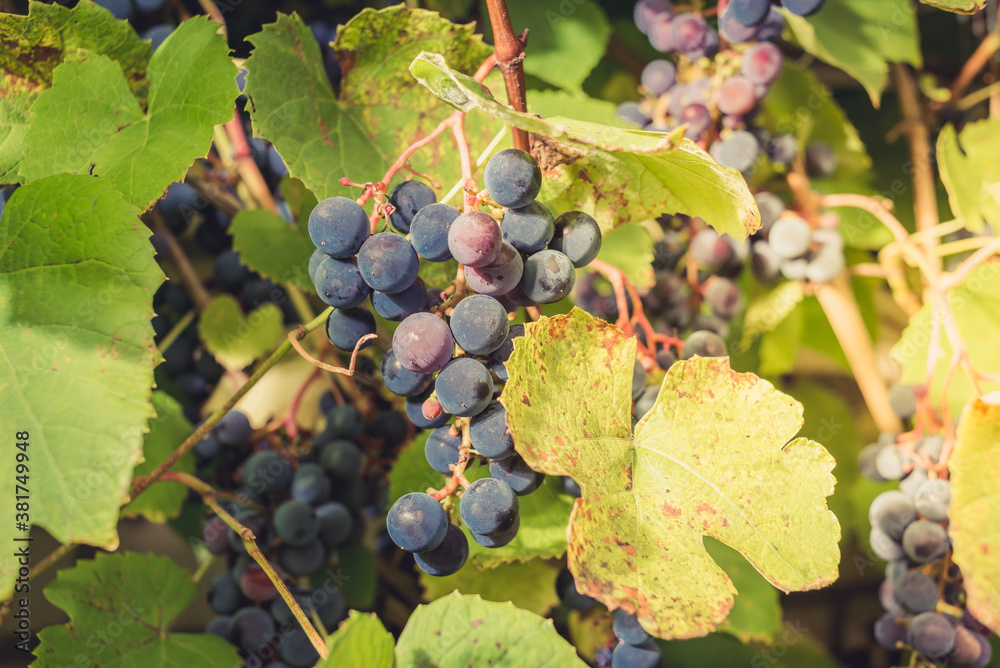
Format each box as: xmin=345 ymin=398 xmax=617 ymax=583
xmin=19 ymin=17 xmax=237 ymax=210
xmin=33 ymin=552 xmax=241 ymax=667
xmin=739 ymin=281 xmax=805 ymax=352
xmin=591 ymin=224 xmax=655 ymax=289
xmin=320 ymin=611 xmax=395 ymax=668
xmin=952 ymin=393 xmax=1000 ymax=634
xmin=408 ymin=51 xmax=760 ymax=240
xmin=336 ymin=543 xmax=378 ymax=610
xmin=479 ymin=0 xmax=612 ymax=92
xmin=198 ymin=295 xmax=284 ymax=371
xmin=0 ymin=175 xmax=162 ymax=599
xmin=937 ymin=120 xmax=1000 ymax=233
xmin=500 ymin=308 xmax=840 ymax=639
xmin=782 ymin=0 xmax=921 ymax=106
xmin=920 ymin=0 xmax=986 ymax=13
xmin=121 ymin=391 xmax=194 ymax=523
xmin=705 ymin=539 xmax=782 ymax=643
xmin=892 ymin=263 xmax=1000 ymax=417
xmin=658 ymin=631 xmax=845 ymax=668
xmin=757 ymin=309 xmax=803 ymax=377
xmin=0 ymin=0 xmax=151 ymax=183
xmin=230 ymin=209 xmax=315 ymax=290
xmin=395 ymin=592 xmax=587 ymax=668
xmin=526 ymin=90 xmax=620 ymax=126
xmin=419 ymin=554 xmax=560 ymax=616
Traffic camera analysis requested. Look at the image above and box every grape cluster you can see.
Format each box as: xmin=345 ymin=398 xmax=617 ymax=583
xmin=195 ymin=398 xmax=407 ymax=667
xmin=860 ymin=386 xmax=994 ymax=667
xmin=304 ymin=148 xmax=601 ymax=574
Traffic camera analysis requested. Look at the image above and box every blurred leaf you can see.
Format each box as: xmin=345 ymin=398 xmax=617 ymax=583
xmin=592 ymin=224 xmax=655 ymax=289
xmin=937 ymin=120 xmax=1000 ymax=233
xmin=758 ymin=305 xmax=803 ymax=377
xmin=420 ymin=558 xmax=560 ymax=616
xmin=739 ymin=281 xmax=805 ymax=351
xmin=920 ymin=0 xmax=986 ymax=12
xmin=320 ymin=611 xmax=394 ymax=667
xmin=198 ymin=295 xmax=284 ymax=370
xmin=336 ymin=543 xmax=378 ymax=610
xmin=230 ymin=209 xmax=315 ymax=290
xmin=658 ymin=631 xmax=845 ymax=668
xmin=706 ymin=539 xmax=782 ymax=643
xmin=526 ymin=90 xmax=620 ymax=126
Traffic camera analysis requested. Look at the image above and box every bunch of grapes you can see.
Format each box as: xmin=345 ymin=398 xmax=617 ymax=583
xmin=860 ymin=386 xmax=994 ymax=667
xmin=307 ymin=147 xmax=603 ymax=575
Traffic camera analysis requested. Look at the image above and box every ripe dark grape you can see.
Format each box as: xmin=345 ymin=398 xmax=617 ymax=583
xmin=465 ymin=241 xmax=524 ymax=297
xmin=556 ymin=567 xmax=597 ymax=610
xmin=678 ymin=104 xmax=711 ymax=139
xmin=709 ymin=130 xmax=759 ymax=173
xmin=228 ymin=606 xmax=276 ymax=653
xmin=319 ymin=439 xmax=364 ymax=480
xmin=387 ymin=492 xmax=449 ymax=552
xmin=277 ymin=538 xmax=327 ymax=576
xmin=371 ymin=277 xmax=427 ymax=321
xmin=405 ymin=390 xmax=451 ymax=429
xmin=216 ymin=410 xmax=252 ymax=445
xmin=717 ymin=76 xmax=757 ymax=116
xmin=273 ymin=500 xmax=319 ymax=547
xmin=647 ymin=13 xmax=675 ymax=52
xmin=894 ymin=570 xmax=940 ymax=613
xmin=742 ymin=42 xmax=784 ymax=85
xmin=489 ymin=454 xmax=544 ymax=496
xmin=902 ymin=520 xmax=949 ymax=564
xmin=322 ymin=405 xmax=364 ymax=440
xmin=471 ymin=514 xmax=520 ymax=548
xmin=425 ymin=425 xmax=462 ymax=474
xmin=633 ymin=0 xmax=672 ymax=34
xmin=460 ymin=477 xmax=518 ymax=536
xmin=202 ymin=516 xmax=230 ymax=555
xmin=704 ymin=278 xmax=743 ymax=320
xmin=521 ymin=249 xmax=576 ymax=303
xmin=208 ymin=573 xmax=246 ymax=614
xmin=562 ymin=477 xmax=582 ymax=497
xmin=279 ymin=625 xmax=320 ymax=668
xmin=313 ymin=256 xmax=370 ymax=308
xmin=315 ymin=501 xmax=353 ymax=549
xmin=290 ymin=463 xmax=331 ymax=506
xmin=681 ymin=330 xmax=727 ymax=359
xmin=914 ymin=479 xmax=950 ymax=522
xmin=907 ymin=612 xmax=955 ymax=658
xmin=484 ymin=149 xmax=542 ymax=208
xmin=719 ymin=7 xmax=761 ymax=42
xmin=206 ymin=616 xmax=231 ymax=639
xmin=448 ymin=211 xmax=502 ymax=268
xmin=214 ymin=250 xmax=251 ymax=291
xmin=690 ymin=229 xmax=733 ymax=267
xmin=449 ymin=294 xmax=509 ymax=355
xmin=631 ymin=359 xmax=647 ymax=399
xmin=873 ymin=612 xmax=906 ymax=649
xmin=728 ymin=0 xmax=771 ymax=26
xmin=769 ymin=134 xmax=798 ymax=167
xmin=501 ymin=201 xmax=555 ymax=253
xmin=410 ymin=203 xmax=459 ymax=262
xmin=393 ymin=312 xmax=455 ymax=374
xmin=670 ymin=13 xmax=709 ymax=56
xmin=782 ymin=0 xmax=826 ymax=17
xmin=950 ymin=626 xmax=988 ymax=666
xmin=243 ymin=451 xmax=292 ymax=494
xmin=434 ymin=357 xmax=495 ymax=418
xmin=869 ymin=490 xmax=918 ymax=540
xmin=381 ymin=348 xmax=433 ymax=397
xmin=550 ymin=211 xmax=602 ymax=268
xmin=488 ymin=324 xmax=524 ymax=382
xmin=611 ymin=639 xmax=662 ymax=668
xmin=470 ymin=401 xmax=516 ymax=460
xmin=805 ymin=141 xmax=837 ymax=178
xmin=308 ymin=196 xmax=369 ymax=258
xmin=888 ymin=383 xmax=917 ymax=419
xmin=634 ymin=386 xmax=660 ymax=420
xmin=389 ymin=180 xmax=436 ymax=233
xmin=239 ymin=563 xmax=278 ymax=602
xmin=769 ymin=216 xmax=812 ymax=259
xmin=641 ymin=59 xmax=676 ymax=96
xmin=875 ymin=445 xmax=905 ymax=480
xmin=357 ymin=232 xmax=420 ymax=293
xmin=870 ymin=527 xmax=904 ymax=562
xmin=414 ymin=523 xmax=469 ymax=577
xmin=616 ymin=101 xmax=649 ymax=127
xmin=326 ymin=307 xmax=376 ymax=352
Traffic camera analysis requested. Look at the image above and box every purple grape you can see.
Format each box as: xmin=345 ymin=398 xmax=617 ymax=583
xmin=465 ymin=241 xmax=524 ymax=296
xmin=410 ymin=203 xmax=460 ymax=262
xmin=633 ymin=0 xmax=672 ymax=34
xmin=448 ymin=211 xmax=502 ymax=268
xmin=742 ymin=42 xmax=784 ymax=85
xmin=670 ymin=13 xmax=710 ymax=56
xmin=728 ymin=0 xmax=772 ymax=26
xmin=449 ymin=294 xmax=509 ymax=355
xmin=678 ymin=104 xmax=711 ymax=140
xmin=647 ymin=14 xmax=675 ymax=52
xmin=782 ymin=0 xmax=826 ymax=17
xmin=709 ymin=130 xmax=759 ymax=173
xmin=520 ymin=249 xmax=576 ymax=303
xmin=873 ymin=613 xmax=907 ymax=649
xmin=501 ymin=201 xmax=554 ymax=253
xmin=434 ymin=357 xmax=495 ymax=418
xmin=641 ymin=59 xmax=676 ymax=96
xmin=387 ymin=492 xmax=448 ymax=552
xmin=308 ymin=196 xmax=369 ymax=258
xmin=371 ymin=277 xmax=427 ymax=321
xmin=483 ymin=149 xmax=542 ymax=208
xmin=907 ymin=612 xmax=955 ymax=658
xmin=393 ymin=312 xmax=454 ymax=374
xmin=425 ymin=425 xmax=462 ymax=474
xmin=388 ymin=180 xmax=436 ymax=234
xmin=718 ymin=76 xmax=758 ymax=116
xmin=357 ymin=232 xmax=420 ymax=293
xmin=414 ymin=523 xmax=469 ymax=576
xmin=460 ymin=477 xmax=518 ymax=536
xmin=719 ymin=7 xmax=762 ymax=42
xmin=313 ymin=256 xmax=370 ymax=308
xmin=325 ymin=307 xmax=376 ymax=352
xmin=381 ymin=348 xmax=432 ymax=397
xmin=550 ymin=211 xmax=602 ymax=268
xmin=616 ymin=101 xmax=649 ymax=127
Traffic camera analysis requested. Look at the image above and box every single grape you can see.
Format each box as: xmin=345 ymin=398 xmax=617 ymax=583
xmin=277 ymin=539 xmax=327 ymax=576
xmin=690 ymin=228 xmax=734 ymax=267
xmin=371 ymin=277 xmax=427 ymax=321
xmin=769 ymin=134 xmax=798 ymax=167
xmin=917 ymin=434 xmax=945 ymax=462
xmin=804 ymin=244 xmax=845 ymax=283
xmin=875 ymin=445 xmax=905 ymax=480
xmin=274 ymin=500 xmax=320 ymax=547
xmin=562 ymin=477 xmax=582 ymax=497
xmin=550 ymin=211 xmax=602 ymax=268
xmin=487 ymin=324 xmax=524 ymax=382
xmin=914 ymin=479 xmax=950 ymax=522
xmin=873 ymin=612 xmax=907 ymax=650
xmin=490 ymin=454 xmax=544 ymax=496
xmin=641 ymin=59 xmax=676 ymax=96
xmin=751 ymin=241 xmax=782 ymax=283
xmin=326 ymin=307 xmax=376 ymax=352
xmin=484 ymin=149 xmax=542 ymax=208
xmin=704 ymin=278 xmax=743 ymax=320
xmin=670 ymin=13 xmax=709 ymax=55
xmin=308 ymin=196 xmax=369 ymax=258
xmin=206 ymin=615 xmax=231 ymax=639
xmin=647 ymin=13 xmax=675 ymax=52
xmin=228 ymin=606 xmax=276 ymax=653
xmin=239 ymin=563 xmax=278 ymax=602
xmin=902 ymin=520 xmax=949 ymax=564
xmin=410 ymin=203 xmax=460 ymax=262
xmin=907 ymin=612 xmax=955 ymax=658
xmin=870 ymin=526 xmax=905 ymax=561
xmin=387 ymin=492 xmax=449 ymax=552
xmin=448 ymin=211 xmax=502 ymax=268
xmin=394 ymin=312 xmax=455 ymax=374
xmin=215 ymin=251 xmax=251 ymax=291
xmin=632 ymin=359 xmax=648 ymax=399
xmin=357 ymin=233 xmax=420 ymax=293
xmin=869 ymin=490 xmax=918 ymax=541
xmin=894 ymin=570 xmax=940 ymax=613
xmin=315 ymin=501 xmax=353 ymax=550
xmin=405 ymin=390 xmax=452 ymax=429
xmin=465 ymin=241 xmax=524 ymax=297
xmin=742 ymin=42 xmax=784 ymax=85
xmin=425 ymin=425 xmax=462 ymax=474
xmin=469 ymin=401 xmax=516 ymax=460
xmin=319 ymin=439 xmax=363 ymax=480
xmin=681 ymin=330 xmax=727 ymax=359
xmin=521 ymin=249 xmax=576 ymax=303
xmin=243 ymin=451 xmax=292 ymax=494
xmin=208 ymin=573 xmax=246 ymax=614
xmin=313 ymin=256 xmax=370 ymax=308
xmin=899 ymin=466 xmax=929 ymax=497
xmin=669 ymin=78 xmax=712 ymax=117
xmin=888 ymin=384 xmax=917 ymax=419
xmin=727 ymin=0 xmax=772 ymax=26
xmin=501 ymin=201 xmax=555 ymax=253
xmin=879 ymin=578 xmax=900 ymax=613
xmin=950 ymin=626 xmax=987 ymax=666
xmin=322 ymin=405 xmax=365 ymax=440
xmin=290 ymin=463 xmax=331 ymax=506
xmin=434 ymin=357 xmax=495 ymax=418
xmin=805 ymin=141 xmax=837 ymax=178
xmin=460 ymin=477 xmax=518 ymax=536
xmin=709 ymin=130 xmax=759 ymax=173
xmin=634 ymin=386 xmax=660 ymax=420
xmin=556 ymin=567 xmax=596 ymax=610
xmin=142 ymin=23 xmax=174 ymax=51
xmin=612 ymin=639 xmax=662 ymax=668
xmin=449 ymin=294 xmax=510 ymax=355
xmin=216 ymin=410 xmax=253 ymax=445
xmin=782 ymin=0 xmax=826 ymax=17
xmin=769 ymin=216 xmax=812 ymax=259
xmin=616 ymin=101 xmax=649 ymax=127
xmin=308 ymin=248 xmax=326 ymax=285
xmin=414 ymin=523 xmax=469 ymax=577
xmin=389 ymin=180 xmax=436 ymax=233
xmin=381 ymin=348 xmax=433 ymax=397
xmin=202 ymin=516 xmax=230 ymax=555
xmin=719 ymin=6 xmax=761 ymax=41
xmin=633 ymin=0 xmax=672 ymax=34
xmin=717 ymin=76 xmax=758 ymax=116
xmin=279 ymin=625 xmax=320 ymax=667
xmin=471 ymin=514 xmax=520 ymax=548
xmin=678 ymin=104 xmax=711 ymax=140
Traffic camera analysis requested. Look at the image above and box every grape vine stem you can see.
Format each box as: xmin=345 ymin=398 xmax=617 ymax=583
xmin=147 ymin=211 xmax=212 ymax=311
xmin=160 ymin=471 xmax=328 ymax=659
xmin=484 ymin=0 xmax=530 ymax=152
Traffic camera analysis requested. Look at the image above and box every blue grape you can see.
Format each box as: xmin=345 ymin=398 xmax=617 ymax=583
xmin=641 ymin=59 xmax=676 ymax=96
xmin=143 ymin=24 xmax=174 ymax=51
xmin=201 ymin=516 xmax=230 ymax=555
xmin=557 ymin=567 xmax=596 ymax=610
xmin=633 ymin=0 xmax=672 ymax=34
xmin=634 ymin=386 xmax=659 ymax=420
xmin=217 ymin=410 xmax=253 ymax=445
xmin=902 ymin=520 xmax=949 ymax=564
xmin=550 ymin=211 xmax=602 ymax=268
xmin=488 ymin=324 xmax=524 ymax=381
xmin=869 ymin=490 xmax=917 ymax=540
xmin=484 ymin=149 xmax=542 ymax=208
xmin=208 ymin=573 xmax=246 ymax=614
xmin=521 ymin=250 xmax=576 ymax=303
xmin=449 ymin=294 xmax=510 ymax=355
xmin=315 ymin=501 xmax=353 ymax=549
xmin=393 ymin=312 xmax=455 ymax=374
xmin=134 ymin=0 xmax=167 ymax=12
xmin=805 ymin=141 xmax=837 ymax=178
xmin=95 ymin=0 xmax=132 ymax=20
xmin=326 ymin=307 xmax=376 ymax=352
xmin=243 ymin=451 xmax=292 ymax=493
xmin=308 ymin=196 xmax=369 ymax=258
xmin=405 ymin=390 xmax=451 ymax=429
xmin=214 ymin=251 xmax=251 ymax=291
xmin=616 ymin=101 xmax=649 ymax=127
xmin=678 ymin=104 xmax=711 ymax=140
xmin=632 ymin=360 xmax=647 ymax=399
xmin=709 ymin=130 xmax=759 ymax=173
xmin=680 ymin=330 xmax=727 ymax=359
xmin=448 ymin=211 xmax=502 ymax=268
xmin=489 ymin=454 xmax=544 ymax=496
xmin=239 ymin=565 xmax=278 ymax=604
xmin=460 ymin=477 xmax=518 ymax=536
xmin=719 ymin=6 xmax=761 ymax=42
xmin=357 ymin=232 xmax=420 ymax=293
xmin=322 ymin=405 xmax=364 ymax=440
xmin=613 ymin=609 xmax=653 ymax=646
xmin=670 ymin=13 xmax=709 ymax=56
xmin=435 ymin=357 xmax=495 ymax=418
xmin=470 ymin=514 xmax=519 ymax=548
xmin=280 ymin=625 xmax=320 ymax=667
xmin=470 ymin=401 xmax=515 ymax=460
xmin=782 ymin=0 xmax=825 ymax=17
xmin=425 ymin=426 xmax=462 ymax=474
xmin=278 ymin=539 xmax=326 ymax=576
xmin=274 ymin=499 xmax=319 ymax=547
xmin=290 ymin=463 xmax=331 ymax=506
xmin=372 ymin=277 xmax=427 ymax=321
xmin=894 ymin=570 xmax=939 ymax=613
xmin=705 ymin=278 xmax=743 ymax=320
xmin=389 ymin=180 xmax=436 ymax=233
xmin=387 ymin=492 xmax=449 ymax=552
xmin=206 ymin=616 xmax=231 ymax=639
xmin=914 ymin=479 xmax=950 ymax=522
xmin=907 ymin=612 xmax=955 ymax=658
xmin=308 ymin=248 xmax=326 ymax=284
xmin=414 ymin=523 xmax=469 ymax=576
xmin=319 ymin=439 xmax=363 ymax=480
xmin=612 ymin=640 xmax=662 ymax=668
xmin=769 ymin=134 xmax=798 ymax=167
xmin=562 ymin=477 xmax=582 ymax=497
xmin=728 ymin=0 xmax=771 ymax=26
xmin=742 ymin=42 xmax=784 ymax=85
xmin=381 ymin=348 xmax=432 ymax=397
xmin=313 ymin=256 xmax=370 ymax=308
xmin=501 ymin=201 xmax=555 ymax=253
xmin=228 ymin=606 xmax=275 ymax=653
xmin=410 ymin=203 xmax=459 ymax=262
xmin=465 ymin=241 xmax=524 ymax=296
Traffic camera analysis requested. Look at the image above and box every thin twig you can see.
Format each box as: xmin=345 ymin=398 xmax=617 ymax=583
xmin=484 ymin=0 xmax=530 ymax=152
xmin=430 ymin=418 xmax=473 ymax=500
xmin=940 ymin=235 xmax=1000 ymax=290
xmin=225 ymin=110 xmax=280 ymax=215
xmin=157 ymin=309 xmax=197 ymax=353
xmin=948 ymin=33 xmax=1000 ymax=103
xmin=288 ymin=332 xmax=377 ymax=375
xmin=148 ymin=211 xmax=212 ymax=311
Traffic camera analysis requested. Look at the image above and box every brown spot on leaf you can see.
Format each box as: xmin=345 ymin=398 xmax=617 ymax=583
xmin=662 ymin=503 xmax=681 ymax=518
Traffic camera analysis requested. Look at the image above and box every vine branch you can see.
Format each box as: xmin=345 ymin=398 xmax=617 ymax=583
xmin=484 ymin=0 xmax=530 ymax=152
